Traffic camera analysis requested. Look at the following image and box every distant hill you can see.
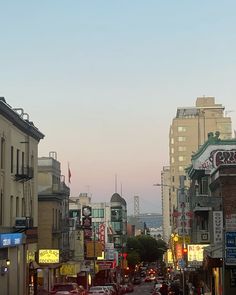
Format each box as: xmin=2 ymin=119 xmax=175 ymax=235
xmin=128 ymin=213 xmax=163 ymax=229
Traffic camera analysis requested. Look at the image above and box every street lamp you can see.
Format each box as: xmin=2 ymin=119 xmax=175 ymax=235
xmin=154 ymin=178 xmax=189 ymax=295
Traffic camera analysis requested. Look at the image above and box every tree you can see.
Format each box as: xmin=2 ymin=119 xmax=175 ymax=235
xmin=126 ymin=236 xmax=167 ymax=264
xmin=127 ymin=251 xmax=140 ymax=268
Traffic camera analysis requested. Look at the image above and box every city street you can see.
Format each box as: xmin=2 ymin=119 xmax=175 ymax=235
xmin=133 ymin=281 xmax=154 ymax=295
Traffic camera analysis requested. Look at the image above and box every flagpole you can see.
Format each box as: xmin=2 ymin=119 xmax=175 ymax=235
xmin=68 ymin=162 xmax=71 ymax=186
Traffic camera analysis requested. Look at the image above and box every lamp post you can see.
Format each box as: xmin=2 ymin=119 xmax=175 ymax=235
xmin=154 ymin=177 xmax=189 ymax=295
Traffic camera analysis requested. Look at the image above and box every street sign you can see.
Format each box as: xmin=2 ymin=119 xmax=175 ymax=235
xmin=226 ymin=249 xmax=236 ymax=265
xmin=178 ymin=259 xmax=186 ymax=269
xmin=226 ymin=232 xmax=236 ymax=248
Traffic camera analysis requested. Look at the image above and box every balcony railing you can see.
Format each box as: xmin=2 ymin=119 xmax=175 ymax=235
xmin=15 ymin=166 xmax=34 ymax=182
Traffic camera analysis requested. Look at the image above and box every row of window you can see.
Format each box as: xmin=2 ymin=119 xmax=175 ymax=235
xmin=171 ymin=136 xmax=187 ymax=144
xmin=171 ymin=146 xmax=187 ymax=153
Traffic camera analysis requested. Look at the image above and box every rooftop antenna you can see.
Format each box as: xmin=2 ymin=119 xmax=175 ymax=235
xmin=120 ymin=183 xmax=123 ymax=196
xmin=115 ymin=174 xmax=117 ymax=193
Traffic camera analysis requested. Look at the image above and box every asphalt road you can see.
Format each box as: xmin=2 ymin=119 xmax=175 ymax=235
xmin=132 ymin=281 xmax=154 ymax=295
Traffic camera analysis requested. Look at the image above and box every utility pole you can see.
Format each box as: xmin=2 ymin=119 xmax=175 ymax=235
xmin=93 ymin=225 xmax=96 ymax=286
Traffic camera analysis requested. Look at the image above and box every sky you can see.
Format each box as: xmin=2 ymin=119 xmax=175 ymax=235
xmin=1 ymin=1 xmax=236 ymax=214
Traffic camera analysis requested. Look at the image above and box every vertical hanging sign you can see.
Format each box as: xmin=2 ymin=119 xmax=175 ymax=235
xmin=213 ymin=211 xmax=223 ymax=244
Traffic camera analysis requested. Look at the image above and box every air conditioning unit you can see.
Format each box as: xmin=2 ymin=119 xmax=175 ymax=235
xmin=197 ymin=230 xmax=210 ymax=243
xmin=15 ymin=217 xmax=33 ymax=229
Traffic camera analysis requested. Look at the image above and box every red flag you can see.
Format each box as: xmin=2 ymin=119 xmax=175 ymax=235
xmin=68 ymin=165 xmax=71 ymax=183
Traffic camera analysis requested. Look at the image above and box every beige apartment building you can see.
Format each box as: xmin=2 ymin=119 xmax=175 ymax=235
xmin=168 ymin=96 xmax=232 ymax=232
xmin=37 ymin=153 xmax=70 ymax=291
xmin=0 ymin=97 xmax=44 ymax=295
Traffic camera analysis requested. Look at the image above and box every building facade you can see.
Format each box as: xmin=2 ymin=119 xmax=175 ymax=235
xmin=37 ymin=153 xmax=70 ymax=291
xmin=187 ymin=133 xmax=236 ymax=295
xmin=161 ymin=166 xmax=172 ymax=243
xmin=169 ymin=96 xmax=232 ymax=233
xmin=0 ymin=97 xmax=44 ymax=295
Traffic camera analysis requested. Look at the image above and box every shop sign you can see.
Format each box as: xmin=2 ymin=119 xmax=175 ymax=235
xmin=226 ymin=232 xmax=236 ymax=248
xmin=0 ymin=233 xmax=24 ymax=248
xmin=27 ymin=251 xmax=35 ymax=263
xmin=105 ymin=249 xmax=115 ymax=260
xmin=175 ymin=243 xmax=183 ymax=260
xmin=86 ymin=241 xmax=103 ymax=258
xmin=97 ymin=260 xmax=114 ymax=270
xmin=225 ymin=232 xmax=236 ymax=265
xmin=82 ymin=206 xmax=92 ymax=217
xmin=38 ymin=249 xmax=60 ymax=264
xmin=105 ymin=243 xmax=114 ymax=250
xmin=167 ymin=249 xmax=173 ymax=263
xmin=82 ymin=217 xmax=92 ymax=228
xmin=188 ymin=244 xmax=209 ymax=263
xmin=213 ymin=211 xmax=223 ymax=244
xmin=60 ymin=264 xmax=76 ymax=276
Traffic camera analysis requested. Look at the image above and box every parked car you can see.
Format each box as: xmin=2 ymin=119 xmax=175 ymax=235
xmin=88 ymin=286 xmax=110 ymax=294
xmin=50 ymin=282 xmax=82 ymax=294
xmin=105 ymin=283 xmax=120 ymax=295
xmin=104 ymin=285 xmax=116 ymax=295
xmin=133 ymin=276 xmax=141 ymax=285
xmin=125 ymin=283 xmax=134 ymax=293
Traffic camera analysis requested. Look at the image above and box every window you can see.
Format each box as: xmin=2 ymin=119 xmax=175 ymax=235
xmin=1 ymin=137 xmax=5 ymax=169
xmin=16 ymin=196 xmax=19 ymax=217
xmin=201 ymin=177 xmax=209 ymax=195
xmin=16 ymin=149 xmax=20 ymax=174
xmin=52 ymin=208 xmax=55 ymax=228
xmin=179 ymin=166 xmax=184 ymax=172
xmin=171 ymin=138 xmax=174 ymax=144
xmin=0 ymin=190 xmax=3 ymax=225
xmin=178 ymin=126 xmax=187 ymax=132
xmin=22 ymin=198 xmax=25 ymax=216
xmin=178 ymin=146 xmax=186 ymax=152
xmin=10 ymin=196 xmax=14 ymax=226
xmin=171 ymin=148 xmax=174 ymax=154
xmin=178 ymin=156 xmax=185 ymax=162
xmin=111 ymin=208 xmax=122 ymax=221
xmin=92 ymin=209 xmax=104 ymax=218
xmin=11 ymin=146 xmax=14 ymax=173
xmin=171 ymin=157 xmax=175 ymax=164
xmin=178 ymin=137 xmax=186 ymax=142
xmin=111 ymin=222 xmax=121 ymax=231
xmin=22 ymin=152 xmax=24 ymax=173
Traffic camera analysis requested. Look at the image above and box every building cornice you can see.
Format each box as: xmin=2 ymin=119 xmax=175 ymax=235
xmin=0 ymin=97 xmax=44 ymax=141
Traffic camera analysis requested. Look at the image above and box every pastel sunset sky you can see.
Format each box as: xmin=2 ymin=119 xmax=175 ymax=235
xmin=1 ymin=1 xmax=236 ymax=214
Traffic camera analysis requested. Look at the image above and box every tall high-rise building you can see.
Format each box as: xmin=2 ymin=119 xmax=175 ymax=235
xmin=169 ymin=96 xmax=232 ymax=229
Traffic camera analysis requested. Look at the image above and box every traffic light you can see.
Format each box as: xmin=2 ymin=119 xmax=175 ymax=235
xmin=183 ymin=248 xmax=188 ymax=255
xmin=182 ymin=247 xmax=188 ymax=265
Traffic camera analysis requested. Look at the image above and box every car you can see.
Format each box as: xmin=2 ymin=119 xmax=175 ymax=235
xmin=104 ymin=285 xmax=116 ymax=295
xmin=133 ymin=276 xmax=141 ymax=285
xmin=145 ymin=274 xmax=156 ymax=282
xmin=88 ymin=286 xmax=110 ymax=294
xmin=104 ymin=283 xmax=120 ymax=295
xmin=126 ymin=283 xmax=134 ymax=293
xmin=50 ymin=282 xmax=82 ymax=294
